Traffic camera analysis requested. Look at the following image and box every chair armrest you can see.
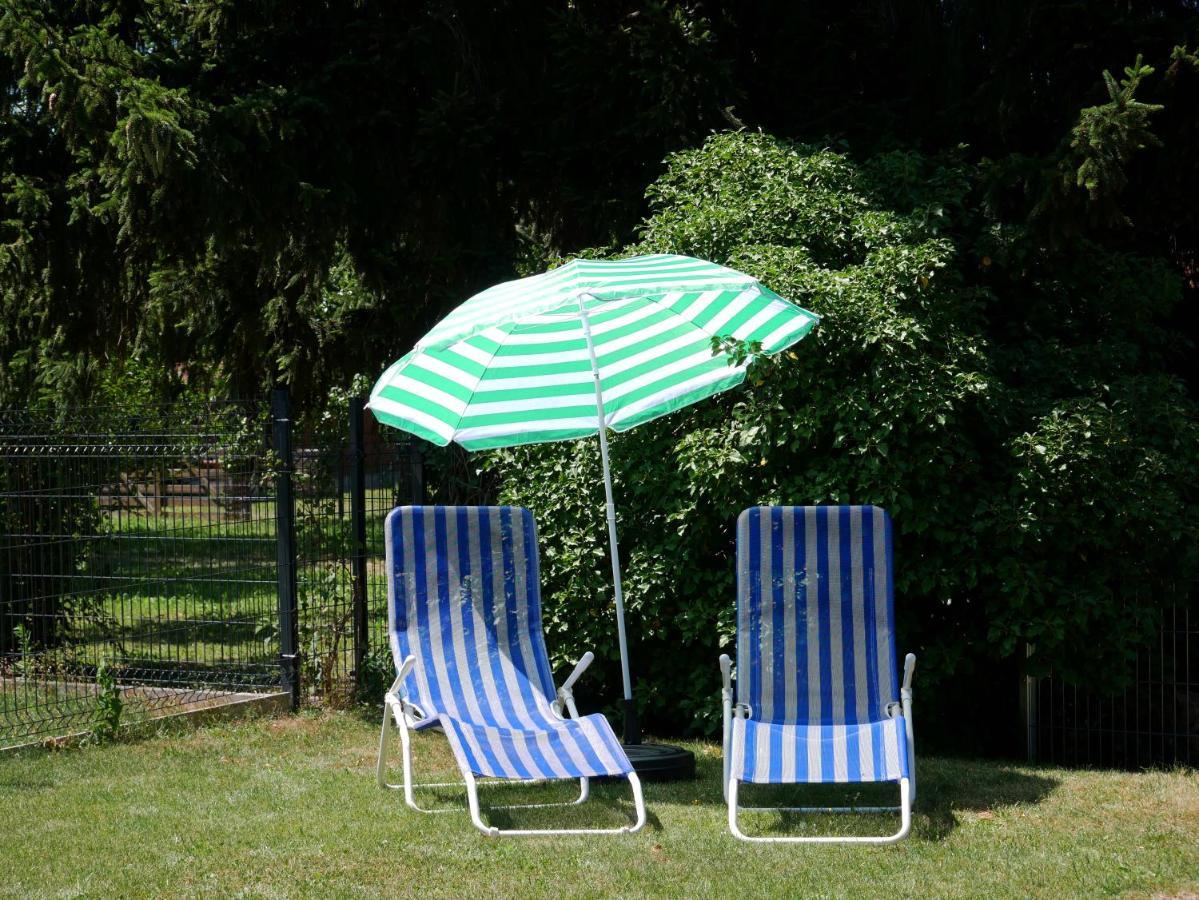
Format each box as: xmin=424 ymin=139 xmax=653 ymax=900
xmin=721 ymin=655 xmax=753 ymax=718
xmin=883 ymin=655 xmax=917 ymax=719
xmin=386 ymin=654 xmax=417 ymax=701
xmin=901 ymin=653 xmax=916 ymax=698
xmin=898 ymin=653 xmax=919 ymax=802
xmin=719 ymin=653 xmax=733 ymax=694
xmin=560 ymin=651 xmax=594 ymax=695
xmin=554 ymin=652 xmax=594 ymax=718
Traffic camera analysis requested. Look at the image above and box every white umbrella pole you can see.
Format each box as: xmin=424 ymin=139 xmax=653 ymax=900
xmin=578 ymin=295 xmax=640 ymax=744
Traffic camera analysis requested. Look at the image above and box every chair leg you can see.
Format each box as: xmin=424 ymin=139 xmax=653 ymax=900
xmin=728 ymin=776 xmax=912 ymax=844
xmin=376 ymin=705 xmax=390 ymax=789
xmin=377 ymin=704 xmax=422 ymax=811
xmin=463 ymin=771 xmax=646 ymax=837
xmin=377 ymin=706 xmax=404 ymax=792
xmin=395 ymin=706 xmax=420 ymax=811
xmin=382 ymin=718 xmax=636 ymax=833
xmin=628 ymin=772 xmax=647 ymax=833
xmin=464 ymin=772 xmax=499 ymax=837
xmin=722 ymin=726 xmax=734 ymax=804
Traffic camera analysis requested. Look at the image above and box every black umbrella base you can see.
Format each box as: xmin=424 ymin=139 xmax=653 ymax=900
xmin=622 ymin=742 xmax=696 ymax=781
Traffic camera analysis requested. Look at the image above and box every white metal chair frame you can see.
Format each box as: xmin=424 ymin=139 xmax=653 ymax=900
xmin=377 ymin=651 xmax=647 ymax=837
xmin=720 ymin=652 xmax=918 ymax=844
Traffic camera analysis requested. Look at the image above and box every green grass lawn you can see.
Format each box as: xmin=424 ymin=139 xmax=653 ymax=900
xmin=1 ymin=711 xmax=1196 ymax=898
xmin=86 ymin=493 xmax=396 ymax=669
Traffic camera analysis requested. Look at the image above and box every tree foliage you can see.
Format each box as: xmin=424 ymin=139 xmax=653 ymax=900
xmin=487 ymin=132 xmax=1199 ymax=737
xmin=3 ymin=2 xmax=1197 ymax=407
xmin=0 ymin=0 xmax=730 ymax=404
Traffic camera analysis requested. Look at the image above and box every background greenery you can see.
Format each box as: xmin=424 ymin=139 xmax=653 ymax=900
xmin=489 ymin=131 xmax=1199 ymax=741
xmin=3 ymin=2 xmax=1198 ymax=748
xmin=4 ymin=2 xmax=1197 ymax=405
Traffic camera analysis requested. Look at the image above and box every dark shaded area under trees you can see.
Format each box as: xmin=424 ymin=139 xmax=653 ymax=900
xmin=3 ymin=2 xmax=1197 ymax=403
xmin=490 ymin=131 xmax=1199 ymax=750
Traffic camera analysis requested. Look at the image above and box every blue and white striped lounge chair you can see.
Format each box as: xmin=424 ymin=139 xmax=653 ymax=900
xmin=719 ymin=505 xmax=917 ymax=843
xmin=376 ymin=505 xmax=646 ymax=837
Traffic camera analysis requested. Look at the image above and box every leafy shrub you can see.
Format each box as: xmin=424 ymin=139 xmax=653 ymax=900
xmin=90 ymin=658 xmax=123 ymax=743
xmin=484 ymin=132 xmax=1199 ymax=738
xmin=355 ymin=643 xmax=397 ymax=707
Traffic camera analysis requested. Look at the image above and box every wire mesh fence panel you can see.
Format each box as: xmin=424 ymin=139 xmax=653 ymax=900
xmin=1031 ymin=591 xmax=1198 ymax=769
xmin=291 ymin=403 xmax=422 ymax=706
xmin=360 ymin=424 xmax=425 ymax=692
xmin=0 ymin=402 xmax=281 ymax=748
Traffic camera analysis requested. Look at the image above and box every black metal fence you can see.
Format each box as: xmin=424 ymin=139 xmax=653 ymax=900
xmin=0 ymin=394 xmax=422 ymax=748
xmin=7 ymin=393 xmax=1194 ymax=765
xmin=0 ymin=400 xmax=281 ymax=747
xmin=290 ymin=396 xmax=423 ymax=706
xmin=1029 ymin=594 xmax=1198 ymax=769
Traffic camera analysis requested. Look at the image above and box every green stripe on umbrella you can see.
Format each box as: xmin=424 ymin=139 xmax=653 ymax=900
xmin=367 ymin=254 xmax=819 ymax=749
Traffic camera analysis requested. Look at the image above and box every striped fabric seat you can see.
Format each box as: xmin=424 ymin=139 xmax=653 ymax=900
xmin=732 ymin=717 xmax=907 ymax=784
xmin=733 ymin=505 xmax=910 ymax=785
xmin=441 ymin=717 xmax=630 ymax=781
xmin=386 ymin=505 xmax=632 ymax=780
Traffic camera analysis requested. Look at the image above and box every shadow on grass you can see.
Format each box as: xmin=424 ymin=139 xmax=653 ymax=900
xmin=641 ymin=749 xmax=1058 ymax=842
xmin=909 ymin=756 xmax=1060 ymax=841
xmin=356 ymin=711 xmax=1059 ymax=840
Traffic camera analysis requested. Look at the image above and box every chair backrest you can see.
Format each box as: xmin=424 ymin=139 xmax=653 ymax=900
xmin=385 ymin=505 xmax=558 ymax=726
xmin=736 ymin=505 xmax=898 ymax=725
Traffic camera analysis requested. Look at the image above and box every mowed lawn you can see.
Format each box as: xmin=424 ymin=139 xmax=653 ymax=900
xmin=0 ymin=711 xmax=1196 ymax=899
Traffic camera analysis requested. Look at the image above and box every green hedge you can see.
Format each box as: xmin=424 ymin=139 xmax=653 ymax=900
xmin=485 ymin=132 xmax=1199 ymax=736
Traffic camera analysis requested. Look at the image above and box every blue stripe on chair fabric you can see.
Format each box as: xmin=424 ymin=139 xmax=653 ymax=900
xmin=734 ymin=505 xmax=908 ymax=784
xmin=385 ymin=505 xmax=633 ymax=779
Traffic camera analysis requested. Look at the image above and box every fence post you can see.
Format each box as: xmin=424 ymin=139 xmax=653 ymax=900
xmin=349 ymin=396 xmax=369 ymax=686
xmin=272 ymin=388 xmax=301 ymax=711
xmin=408 ymin=441 xmax=425 ymax=504
xmin=1021 ymin=642 xmax=1037 ymax=762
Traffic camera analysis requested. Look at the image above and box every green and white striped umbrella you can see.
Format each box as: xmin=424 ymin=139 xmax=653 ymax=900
xmin=367 ymin=254 xmax=819 ymax=449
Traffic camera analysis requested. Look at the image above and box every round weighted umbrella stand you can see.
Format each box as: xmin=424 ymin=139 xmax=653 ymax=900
xmin=368 ymin=255 xmax=819 ymax=780
xmin=622 ymin=743 xmax=696 ymax=780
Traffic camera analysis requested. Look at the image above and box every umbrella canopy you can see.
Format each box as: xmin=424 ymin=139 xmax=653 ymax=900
xmin=368 ymin=255 xmax=818 ymax=449
xmin=368 ymin=253 xmax=818 ymax=751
